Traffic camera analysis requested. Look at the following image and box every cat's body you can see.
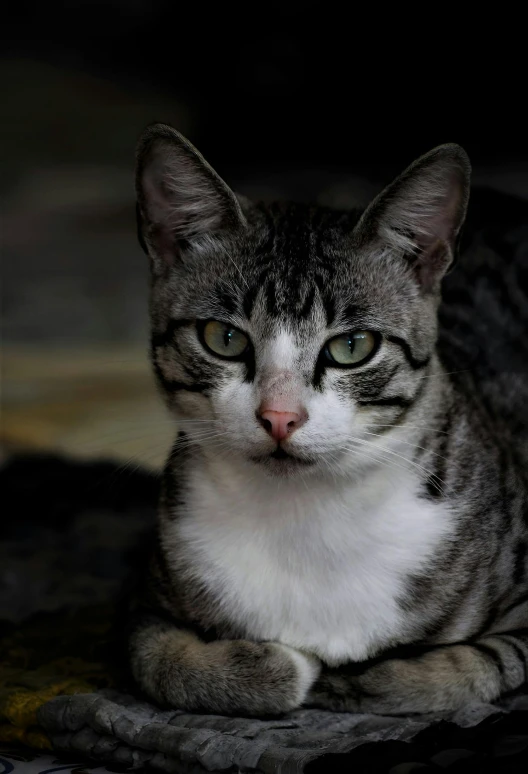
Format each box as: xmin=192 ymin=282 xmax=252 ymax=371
xmin=128 ymin=125 xmax=528 ymax=716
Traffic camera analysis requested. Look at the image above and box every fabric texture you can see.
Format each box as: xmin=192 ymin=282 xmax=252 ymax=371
xmin=37 ymin=689 xmax=528 ymax=773
xmin=1 ymin=454 xmax=527 ymax=773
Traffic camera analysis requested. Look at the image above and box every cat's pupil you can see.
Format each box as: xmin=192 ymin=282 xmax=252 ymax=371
xmin=224 ymin=329 xmax=234 ymax=348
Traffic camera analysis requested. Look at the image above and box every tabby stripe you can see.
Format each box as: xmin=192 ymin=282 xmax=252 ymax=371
xmin=472 ymin=642 xmax=504 ymax=675
xmin=312 ymin=354 xmax=326 ymax=391
xmin=386 ymin=367 xmax=432 ymax=429
xmin=153 ymin=361 xmax=210 ymax=394
xmin=298 ymin=286 xmax=316 ymax=320
xmin=244 ymin=356 xmax=256 ymax=384
xmin=341 ymin=304 xmax=361 ymax=325
xmin=243 ymin=270 xmax=268 ymax=320
xmin=152 ymin=344 xmax=210 ymax=386
xmin=421 ymin=404 xmax=452 ymax=501
xmin=165 ymin=380 xmax=210 ymax=394
xmin=242 ymin=286 xmax=258 ymax=320
xmin=357 ymin=396 xmax=413 ymax=408
xmin=403 ymin=547 xmax=479 ymax=626
xmin=503 ymin=591 xmax=528 ymax=619
xmin=364 ymin=364 xmax=401 ymax=400
xmin=265 ymin=279 xmax=278 ymax=316
xmin=254 ymin=208 xmax=276 ymax=257
xmin=387 ymin=335 xmax=431 ymax=370
xmin=214 ymin=286 xmax=238 ymax=314
xmin=314 ymin=272 xmax=336 ymax=327
xmin=475 ymin=600 xmax=500 ymax=638
xmin=356 ymin=369 xmax=430 ymax=430
xmin=513 ymin=540 xmax=528 ymax=585
xmin=151 ymin=318 xmax=194 ymax=349
xmin=500 ymin=634 xmax=528 ymax=682
xmin=500 ymin=635 xmax=528 ymax=664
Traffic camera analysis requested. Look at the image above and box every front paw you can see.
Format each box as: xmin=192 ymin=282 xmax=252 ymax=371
xmin=220 ymin=641 xmax=321 ymax=715
xmin=268 ymin=643 xmax=321 ymax=711
xmin=221 ymin=640 xmax=321 ymax=716
xmin=131 ymin=623 xmax=322 ymax=716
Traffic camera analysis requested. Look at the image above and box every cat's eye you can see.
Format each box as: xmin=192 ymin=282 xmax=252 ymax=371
xmin=200 ymin=320 xmax=250 ymax=360
xmin=325 ymin=331 xmax=378 ymax=367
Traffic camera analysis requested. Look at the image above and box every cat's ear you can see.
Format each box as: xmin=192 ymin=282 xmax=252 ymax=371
xmin=136 ymin=123 xmax=246 ymax=268
xmin=354 ymin=144 xmax=471 ymax=292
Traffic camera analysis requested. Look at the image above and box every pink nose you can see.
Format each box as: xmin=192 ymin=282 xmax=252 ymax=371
xmin=257 ymin=409 xmax=306 ymax=441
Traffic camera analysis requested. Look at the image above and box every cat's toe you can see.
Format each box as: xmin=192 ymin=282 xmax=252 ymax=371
xmin=270 ymin=644 xmax=321 ymax=710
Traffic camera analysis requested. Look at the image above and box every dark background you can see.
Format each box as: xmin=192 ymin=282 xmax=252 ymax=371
xmin=4 ymin=2 xmax=528 ymax=170
xmin=2 ymin=3 xmax=527 ymax=461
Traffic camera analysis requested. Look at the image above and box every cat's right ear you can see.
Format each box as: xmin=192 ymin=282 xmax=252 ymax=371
xmin=353 ymin=144 xmax=471 ymax=292
xmin=135 ymin=124 xmax=246 ymax=270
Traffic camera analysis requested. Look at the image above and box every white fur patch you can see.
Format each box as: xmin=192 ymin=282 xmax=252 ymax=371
xmin=168 ymin=458 xmax=455 ymax=666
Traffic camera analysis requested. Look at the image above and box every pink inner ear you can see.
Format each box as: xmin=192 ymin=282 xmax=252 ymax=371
xmin=376 ymin=161 xmax=469 ymax=292
xmin=414 ymin=239 xmax=452 ymax=292
xmin=409 ymin=179 xmax=461 ymax=290
xmin=140 ymin=171 xmax=178 ymax=267
xmin=414 ymin=170 xmax=464 ymax=250
xmin=140 ymin=152 xmax=198 ymax=266
xmin=142 ymin=158 xmax=174 ymax=227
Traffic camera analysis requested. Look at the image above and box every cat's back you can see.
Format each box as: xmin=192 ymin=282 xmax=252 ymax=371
xmin=438 ymin=189 xmax=528 ymax=457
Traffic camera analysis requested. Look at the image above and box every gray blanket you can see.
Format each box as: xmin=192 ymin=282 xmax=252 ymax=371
xmin=2 ymin=455 xmax=528 ymax=773
xmin=38 ymin=689 xmax=528 ymax=773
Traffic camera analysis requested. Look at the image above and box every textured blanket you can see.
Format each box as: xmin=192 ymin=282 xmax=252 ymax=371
xmin=1 ymin=454 xmax=528 ymax=773
xmin=37 ymin=689 xmax=528 ymax=773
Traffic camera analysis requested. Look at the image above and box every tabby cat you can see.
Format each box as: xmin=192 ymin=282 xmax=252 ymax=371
xmin=128 ymin=124 xmax=528 ymax=715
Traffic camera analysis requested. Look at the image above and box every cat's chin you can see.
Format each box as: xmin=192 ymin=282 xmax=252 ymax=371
xmin=249 ymin=448 xmax=317 ymax=477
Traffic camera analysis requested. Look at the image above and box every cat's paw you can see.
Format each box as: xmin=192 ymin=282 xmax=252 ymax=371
xmin=219 ymin=640 xmax=321 ymax=715
xmin=214 ymin=640 xmax=321 ymax=715
xmin=130 ymin=623 xmax=322 ymax=716
xmin=269 ymin=643 xmax=322 ymax=710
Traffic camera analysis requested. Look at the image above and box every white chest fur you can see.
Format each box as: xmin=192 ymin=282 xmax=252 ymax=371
xmin=168 ymin=461 xmax=453 ymax=665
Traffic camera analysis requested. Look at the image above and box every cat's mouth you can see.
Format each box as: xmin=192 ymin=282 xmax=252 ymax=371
xmin=250 ymin=444 xmax=316 ymax=470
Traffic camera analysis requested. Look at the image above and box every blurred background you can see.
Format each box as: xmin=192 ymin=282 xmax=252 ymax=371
xmin=2 ymin=4 xmax=527 ymax=470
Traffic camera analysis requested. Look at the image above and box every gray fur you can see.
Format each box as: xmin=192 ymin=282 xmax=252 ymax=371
xmin=128 ymin=123 xmax=528 ymax=716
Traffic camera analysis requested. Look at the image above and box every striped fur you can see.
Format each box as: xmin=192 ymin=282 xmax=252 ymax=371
xmin=128 ymin=124 xmax=528 ymax=716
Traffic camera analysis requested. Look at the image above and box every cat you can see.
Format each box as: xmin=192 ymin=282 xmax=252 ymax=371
xmin=127 ymin=123 xmax=528 ymax=716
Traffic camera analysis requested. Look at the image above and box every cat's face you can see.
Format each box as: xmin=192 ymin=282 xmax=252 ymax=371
xmin=137 ymin=126 xmax=470 ymax=478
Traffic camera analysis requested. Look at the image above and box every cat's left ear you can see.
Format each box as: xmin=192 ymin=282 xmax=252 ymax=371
xmin=354 ymin=144 xmax=471 ymax=292
xmin=136 ymin=123 xmax=246 ymax=269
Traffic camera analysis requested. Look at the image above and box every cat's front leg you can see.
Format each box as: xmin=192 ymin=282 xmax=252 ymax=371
xmin=129 ymin=615 xmax=321 ymax=715
xmin=306 ymin=631 xmax=528 ymax=714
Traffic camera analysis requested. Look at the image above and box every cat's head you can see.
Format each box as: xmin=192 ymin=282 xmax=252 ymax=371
xmin=136 ymin=124 xmax=470 ymax=478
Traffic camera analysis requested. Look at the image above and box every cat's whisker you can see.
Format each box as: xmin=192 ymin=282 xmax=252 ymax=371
xmin=413 ymin=368 xmax=474 ymax=381
xmin=182 ymin=427 xmax=228 ymax=437
xmin=181 ymin=430 xmax=232 ymax=444
xmin=320 ymin=452 xmax=345 ymax=484
xmin=362 ymin=431 xmax=450 ymax=463
xmin=173 ymin=433 xmax=230 ymax=447
xmin=326 ymin=446 xmax=395 ymax=485
xmin=175 ymin=419 xmax=221 ymax=424
xmin=339 ymin=444 xmax=408 ymax=478
xmin=367 ymin=423 xmax=450 ymax=435
xmin=341 ymin=444 xmax=437 ymax=488
xmin=341 ymin=438 xmax=444 ymax=493
xmin=356 ymin=437 xmax=445 ymax=490
xmin=224 ymin=250 xmax=250 ymax=291
xmin=99 ymin=453 xmax=163 ymax=485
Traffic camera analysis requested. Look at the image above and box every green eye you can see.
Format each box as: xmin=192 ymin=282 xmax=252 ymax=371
xmin=201 ymin=320 xmax=249 ymax=359
xmin=325 ymin=331 xmax=378 ymax=366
